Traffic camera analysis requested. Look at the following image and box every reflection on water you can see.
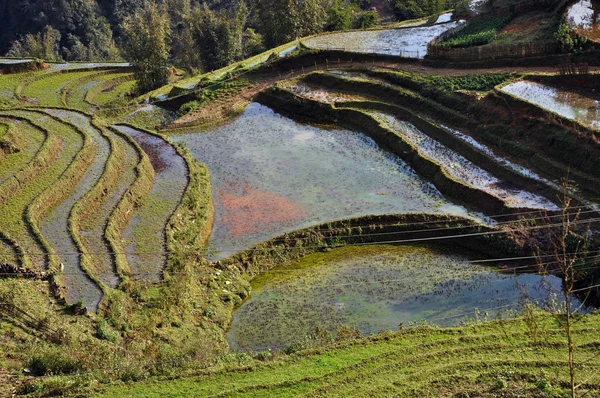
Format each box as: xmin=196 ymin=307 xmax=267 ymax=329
xmin=304 ymin=22 xmax=461 ymax=59
xmin=567 ymin=0 xmax=600 ymax=42
xmin=502 ymin=81 xmax=600 ymax=131
xmin=373 ymin=113 xmax=559 ymax=210
xmin=227 ymin=245 xmax=583 ymax=352
xmin=174 ymin=103 xmax=472 ymax=259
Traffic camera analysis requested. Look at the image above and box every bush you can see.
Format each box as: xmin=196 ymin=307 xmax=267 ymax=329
xmin=439 ymin=15 xmax=513 ymax=48
xmin=27 ymin=349 xmax=82 ymax=376
xmin=354 ymin=10 xmax=379 ymax=29
xmin=95 ymin=318 xmax=120 ymax=343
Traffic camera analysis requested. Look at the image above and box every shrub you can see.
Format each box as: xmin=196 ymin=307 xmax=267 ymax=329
xmin=354 ymin=10 xmax=379 ymax=29
xmin=439 ymin=15 xmax=513 ymax=48
xmin=95 ymin=318 xmax=120 ymax=343
xmin=27 ymin=349 xmax=82 ymax=376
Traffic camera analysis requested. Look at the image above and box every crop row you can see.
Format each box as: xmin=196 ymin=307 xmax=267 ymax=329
xmin=85 ymin=74 xmax=135 ymax=106
xmin=437 ymin=15 xmax=513 ymax=48
xmin=96 ymin=317 xmax=600 ymax=397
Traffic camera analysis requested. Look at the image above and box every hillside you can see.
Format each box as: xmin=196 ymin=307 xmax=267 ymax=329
xmin=92 ymin=315 xmax=600 ymax=397
xmin=1 ymin=0 xmax=600 ymax=397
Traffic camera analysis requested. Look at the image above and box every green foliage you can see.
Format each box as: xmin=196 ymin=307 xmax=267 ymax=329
xmin=555 ymin=20 xmax=588 ymax=53
xmin=121 ymin=2 xmax=171 ymax=94
xmin=255 ymin=0 xmax=327 ymax=47
xmin=27 ymin=348 xmax=82 ymax=376
xmin=95 ymin=318 xmax=120 ymax=343
xmin=184 ymin=3 xmax=246 ymax=72
xmin=325 ymin=0 xmax=354 ymax=31
xmin=393 ymin=0 xmax=452 ymax=21
xmin=242 ymin=28 xmax=266 ymax=59
xmin=439 ymin=15 xmax=513 ymax=48
xmin=354 ymin=10 xmax=379 ymax=29
xmin=7 ymin=25 xmax=62 ymax=61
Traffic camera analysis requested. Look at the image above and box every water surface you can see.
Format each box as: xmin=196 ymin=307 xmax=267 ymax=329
xmin=303 ymin=22 xmax=461 ymax=59
xmin=567 ymin=0 xmax=600 ymax=42
xmin=114 ymin=125 xmax=187 ymax=282
xmin=227 ymin=245 xmax=580 ymax=351
xmin=501 ymin=81 xmax=600 ymax=131
xmin=174 ymin=103 xmax=470 ymax=259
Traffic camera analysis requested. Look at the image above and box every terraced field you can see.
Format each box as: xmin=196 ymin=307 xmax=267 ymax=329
xmin=97 ymin=315 xmax=600 ymax=397
xmin=0 ymin=66 xmax=187 ymax=310
xmin=1 ymin=25 xmax=600 ymax=397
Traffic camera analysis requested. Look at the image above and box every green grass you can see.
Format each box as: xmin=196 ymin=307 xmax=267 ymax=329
xmin=86 ymin=74 xmax=134 ymax=106
xmin=22 ymin=71 xmax=101 ymax=107
xmin=439 ymin=15 xmax=513 ymax=48
xmin=179 ymin=78 xmax=251 ymax=116
xmin=62 ymin=71 xmax=127 ymax=110
xmin=0 ymin=112 xmax=83 ymax=270
xmin=366 ymin=69 xmax=519 ymax=93
xmin=91 ymin=313 xmax=600 ymax=397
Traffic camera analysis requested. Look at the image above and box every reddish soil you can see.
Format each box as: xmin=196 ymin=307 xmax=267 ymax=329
xmin=498 ymin=21 xmax=541 ymax=36
xmin=216 ymin=186 xmax=305 ymax=238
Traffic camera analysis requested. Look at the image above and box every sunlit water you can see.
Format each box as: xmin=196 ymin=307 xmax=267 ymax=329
xmin=567 ymin=0 xmax=600 ymax=42
xmin=372 ymin=113 xmax=559 ymax=210
xmin=502 ymin=81 xmax=600 ymax=131
xmin=227 ymin=245 xmax=583 ymax=351
xmin=303 ymin=22 xmax=461 ymax=59
xmin=174 ymin=103 xmax=471 ymax=259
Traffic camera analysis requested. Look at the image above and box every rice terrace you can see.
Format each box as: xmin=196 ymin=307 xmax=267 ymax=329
xmin=2 ymin=0 xmax=600 ymax=396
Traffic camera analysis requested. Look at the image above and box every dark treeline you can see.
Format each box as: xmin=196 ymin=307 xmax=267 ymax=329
xmin=0 ymin=0 xmax=383 ymax=64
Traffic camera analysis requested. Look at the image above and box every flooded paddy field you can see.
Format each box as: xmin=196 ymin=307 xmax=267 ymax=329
xmin=227 ymin=245 xmax=582 ymax=352
xmin=567 ymin=0 xmax=600 ymax=42
xmin=501 ymin=80 xmax=600 ymax=131
xmin=174 ymin=103 xmax=470 ymax=259
xmin=46 ymin=110 xmax=120 ymax=293
xmin=40 ymin=110 xmax=107 ymax=309
xmin=373 ymin=113 xmax=559 ymax=210
xmin=114 ymin=125 xmax=187 ymax=282
xmin=303 ymin=22 xmax=461 ymax=58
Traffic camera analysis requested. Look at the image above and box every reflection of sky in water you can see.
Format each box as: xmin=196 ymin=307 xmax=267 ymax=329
xmin=567 ymin=0 xmax=600 ymax=40
xmin=174 ymin=103 xmax=472 ymax=259
xmin=226 ymin=246 xmax=587 ymax=351
xmin=374 ymin=113 xmax=559 ymax=210
xmin=0 ymin=58 xmax=33 ymax=64
xmin=502 ymin=81 xmax=600 ymax=130
xmin=304 ymin=22 xmax=461 ymax=59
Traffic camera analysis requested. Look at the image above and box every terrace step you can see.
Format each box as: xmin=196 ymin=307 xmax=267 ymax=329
xmin=112 ymin=125 xmax=188 ymax=283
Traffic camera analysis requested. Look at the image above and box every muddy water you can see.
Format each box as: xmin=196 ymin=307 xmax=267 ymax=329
xmin=374 ymin=113 xmax=559 ymax=210
xmin=46 ymin=110 xmax=121 ymax=291
xmin=42 ymin=110 xmax=108 ymax=310
xmin=567 ymin=0 xmax=600 ymax=42
xmin=174 ymin=103 xmax=471 ymax=260
xmin=227 ymin=245 xmax=584 ymax=352
xmin=501 ymin=81 xmax=600 ymax=131
xmin=114 ymin=125 xmax=187 ymax=282
xmin=303 ymin=22 xmax=461 ymax=59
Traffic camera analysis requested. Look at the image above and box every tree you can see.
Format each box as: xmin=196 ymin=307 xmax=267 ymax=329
xmin=325 ymin=0 xmax=353 ymax=31
xmin=121 ymin=2 xmax=171 ymax=94
xmin=6 ymin=25 xmax=62 ymax=61
xmin=186 ymin=3 xmax=246 ymax=72
xmin=354 ymin=10 xmax=379 ymax=29
xmin=535 ymin=189 xmax=593 ymax=397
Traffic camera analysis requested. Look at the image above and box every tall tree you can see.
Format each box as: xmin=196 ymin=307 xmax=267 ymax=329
xmin=121 ymin=2 xmax=171 ymax=93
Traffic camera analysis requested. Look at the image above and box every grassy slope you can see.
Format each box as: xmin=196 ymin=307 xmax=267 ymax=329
xmin=95 ymin=313 xmax=600 ymax=397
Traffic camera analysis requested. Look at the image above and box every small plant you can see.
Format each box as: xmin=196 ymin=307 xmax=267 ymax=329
xmin=27 ymin=348 xmax=82 ymax=376
xmin=95 ymin=318 xmax=120 ymax=343
xmin=439 ymin=15 xmax=513 ymax=48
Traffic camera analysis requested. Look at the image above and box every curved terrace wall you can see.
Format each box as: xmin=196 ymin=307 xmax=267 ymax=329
xmin=257 ymin=86 xmax=550 ymax=218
